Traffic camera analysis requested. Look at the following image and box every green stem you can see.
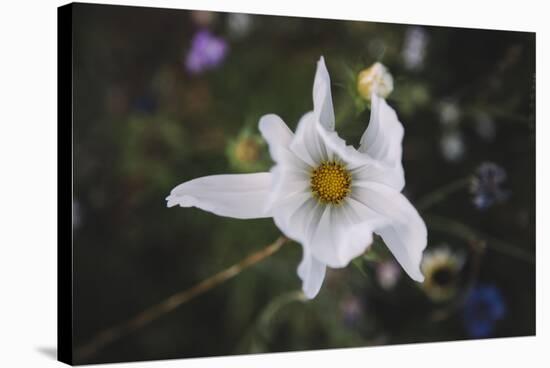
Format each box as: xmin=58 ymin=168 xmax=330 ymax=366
xmin=352 ymin=257 xmax=369 ymax=278
xmin=416 ymin=177 xmax=472 ymax=212
xmin=335 ymin=95 xmax=356 ymax=126
xmin=237 ymin=290 xmax=306 ymax=352
xmin=425 ymin=214 xmax=535 ymax=264
xmin=469 ymin=106 xmax=533 ymax=125
xmin=257 ymin=290 xmax=307 ymax=336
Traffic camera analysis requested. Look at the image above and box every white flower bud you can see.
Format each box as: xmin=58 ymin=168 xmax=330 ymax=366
xmin=357 ymin=62 xmax=394 ymax=100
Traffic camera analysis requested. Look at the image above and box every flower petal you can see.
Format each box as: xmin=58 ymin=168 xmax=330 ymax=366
xmin=259 ymin=113 xmax=312 ymax=175
xmin=297 ymin=249 xmax=327 ymax=299
xmin=359 ymin=93 xmax=404 ymax=169
xmin=272 ymin=194 xmax=321 ymax=245
xmin=260 ymin=114 xmax=320 ymax=215
xmin=265 ymin=165 xmax=311 ymax=214
xmin=351 ymin=182 xmax=427 ymax=281
xmin=307 ymin=199 xmax=387 ymax=268
xmin=258 ymin=114 xmax=294 ymax=160
xmin=313 ymin=56 xmax=335 ymax=131
xmin=315 ymin=121 xmax=405 ymax=190
xmin=166 ymin=173 xmax=272 ymax=219
xmin=351 ymin=161 xmax=405 ymax=192
xmin=290 ymin=111 xmax=332 ymax=166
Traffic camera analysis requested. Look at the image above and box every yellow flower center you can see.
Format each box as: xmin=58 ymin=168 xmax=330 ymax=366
xmin=310 ymin=161 xmax=352 ymax=204
xmin=234 ymin=138 xmax=260 ymax=163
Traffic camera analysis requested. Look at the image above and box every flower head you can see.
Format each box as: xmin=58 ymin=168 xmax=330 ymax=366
xmin=376 ymin=259 xmax=402 ymax=290
xmin=133 ymin=93 xmax=158 ymax=114
xmin=440 ymin=130 xmax=465 ymax=162
xmin=402 ymin=26 xmax=428 ymax=71
xmin=463 ymin=285 xmax=506 ymax=338
xmin=438 ymin=100 xmax=461 ymax=127
xmin=227 ymin=13 xmax=253 ymax=38
xmin=470 ymin=162 xmax=510 ymax=210
xmin=185 ymin=30 xmax=228 ymax=75
xmin=167 ymin=57 xmax=427 ymax=299
xmin=339 ymin=294 xmax=364 ymax=327
xmin=357 ymin=62 xmax=394 ymax=100
xmin=234 ymin=137 xmax=261 ymax=163
xmin=226 ymin=128 xmax=266 ymax=172
xmin=474 ymin=112 xmax=496 ymax=142
xmin=420 ymin=246 xmax=464 ymax=302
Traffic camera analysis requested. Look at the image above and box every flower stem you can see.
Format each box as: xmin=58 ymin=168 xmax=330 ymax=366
xmin=416 ymin=177 xmax=472 ymax=212
xmin=257 ymin=290 xmax=306 ymax=339
xmin=75 ymin=235 xmax=289 ymax=362
xmin=235 ymin=290 xmax=306 ymax=353
xmin=425 ymin=214 xmax=535 ymax=264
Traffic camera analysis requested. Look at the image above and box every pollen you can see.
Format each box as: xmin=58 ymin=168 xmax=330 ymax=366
xmin=310 ymin=161 xmax=352 ymax=204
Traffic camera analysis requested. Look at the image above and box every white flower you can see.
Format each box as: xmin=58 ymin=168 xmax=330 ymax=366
xmin=440 ymin=131 xmax=465 ymax=162
xmin=357 ymin=62 xmax=394 ymax=100
xmin=474 ymin=111 xmax=496 ymax=142
xmin=227 ymin=13 xmax=253 ymax=38
xmin=438 ymin=100 xmax=461 ymax=127
xmin=402 ymin=26 xmax=428 ymax=71
xmin=376 ymin=260 xmax=402 ymax=290
xmin=166 ymin=57 xmax=427 ymax=299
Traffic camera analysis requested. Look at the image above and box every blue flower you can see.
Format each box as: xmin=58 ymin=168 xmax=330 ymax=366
xmin=470 ymin=162 xmax=510 ymax=210
xmin=463 ymin=285 xmax=506 ymax=338
xmin=133 ymin=93 xmax=158 ymax=114
xmin=185 ymin=30 xmax=228 ymax=74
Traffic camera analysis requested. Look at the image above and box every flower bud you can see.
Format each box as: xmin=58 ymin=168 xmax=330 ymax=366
xmin=357 ymin=62 xmax=394 ymax=100
xmin=226 ymin=128 xmax=266 ymax=172
xmin=234 ymin=137 xmax=260 ymax=163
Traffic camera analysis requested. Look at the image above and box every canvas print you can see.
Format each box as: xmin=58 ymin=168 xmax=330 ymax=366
xmin=60 ymin=2 xmax=535 ymax=365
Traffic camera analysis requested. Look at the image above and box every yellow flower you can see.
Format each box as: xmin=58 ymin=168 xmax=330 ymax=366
xmin=226 ymin=128 xmax=266 ymax=172
xmin=235 ymin=137 xmax=260 ymax=163
xmin=357 ymin=62 xmax=394 ymax=100
xmin=420 ymin=246 xmax=464 ymax=302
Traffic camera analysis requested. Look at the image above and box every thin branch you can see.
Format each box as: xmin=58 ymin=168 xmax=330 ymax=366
xmin=234 ymin=290 xmax=306 ymax=354
xmin=257 ymin=290 xmax=306 ymax=341
xmin=425 ymin=214 xmax=535 ymax=264
xmin=416 ymin=177 xmax=472 ymax=212
xmin=75 ymin=235 xmax=289 ymax=361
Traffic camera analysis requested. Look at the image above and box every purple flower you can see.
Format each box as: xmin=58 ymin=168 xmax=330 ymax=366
xmin=339 ymin=295 xmax=364 ymax=328
xmin=376 ymin=260 xmax=401 ymax=290
xmin=185 ymin=30 xmax=228 ymax=75
xmin=463 ymin=285 xmax=506 ymax=338
xmin=470 ymin=162 xmax=510 ymax=210
xmin=133 ymin=93 xmax=158 ymax=114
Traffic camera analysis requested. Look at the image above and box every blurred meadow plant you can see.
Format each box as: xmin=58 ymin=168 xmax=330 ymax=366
xmin=185 ymin=30 xmax=228 ymax=74
xmin=463 ymin=285 xmax=506 ymax=338
xmin=470 ymin=162 xmax=510 ymax=210
xmin=420 ymin=245 xmax=465 ymax=302
xmin=226 ymin=125 xmax=268 ymax=172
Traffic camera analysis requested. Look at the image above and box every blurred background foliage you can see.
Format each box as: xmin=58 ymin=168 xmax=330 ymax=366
xmin=72 ymin=3 xmax=535 ymax=364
